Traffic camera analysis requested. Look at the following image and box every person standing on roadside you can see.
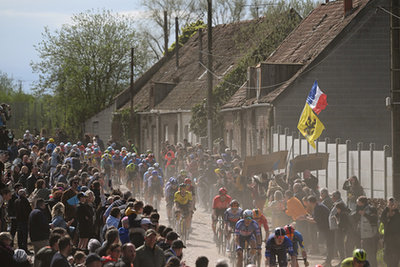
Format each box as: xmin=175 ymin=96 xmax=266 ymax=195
xmin=28 ymin=198 xmax=51 ymax=254
xmin=134 ymin=229 xmax=166 ymax=267
xmin=380 ymin=197 xmax=400 ymax=267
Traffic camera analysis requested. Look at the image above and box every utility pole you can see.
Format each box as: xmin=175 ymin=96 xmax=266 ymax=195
xmin=207 ymin=0 xmax=213 ymax=151
xmin=130 ymin=48 xmax=135 ymax=141
xmin=164 ymin=11 xmax=169 ymax=55
xmin=175 ymin=17 xmax=179 ymax=69
xmin=391 ymin=0 xmax=400 ymax=199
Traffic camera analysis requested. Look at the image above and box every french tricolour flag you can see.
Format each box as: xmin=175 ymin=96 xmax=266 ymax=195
xmin=306 ymin=80 xmax=328 ymax=115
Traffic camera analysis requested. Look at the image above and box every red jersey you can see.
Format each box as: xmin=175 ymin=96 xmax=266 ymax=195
xmin=254 ymin=214 xmax=269 ymax=234
xmin=212 ymin=195 xmax=232 ymax=210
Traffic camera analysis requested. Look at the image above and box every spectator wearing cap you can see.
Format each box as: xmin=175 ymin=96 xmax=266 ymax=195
xmin=119 ymin=216 xmax=130 ymax=245
xmin=14 ymin=188 xmax=31 ymax=252
xmin=134 ymin=229 xmax=166 ymax=267
xmin=85 ymin=253 xmax=102 ymax=267
xmin=28 ymin=198 xmax=51 ymax=254
xmin=158 ymin=231 xmax=179 ymax=251
xmin=164 ymin=239 xmax=186 ymax=262
xmin=76 ymin=191 xmax=94 ymax=250
xmin=49 ymin=235 xmax=72 ymax=267
xmin=129 ymin=217 xmax=154 ymax=249
xmin=35 ymin=233 xmax=62 ymax=267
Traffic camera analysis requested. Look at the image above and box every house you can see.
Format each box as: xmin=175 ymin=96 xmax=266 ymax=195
xmin=221 ymin=0 xmax=391 ymax=157
xmin=85 ymin=13 xmax=300 ymax=154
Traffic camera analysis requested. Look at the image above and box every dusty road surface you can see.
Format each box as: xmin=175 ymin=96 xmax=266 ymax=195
xmin=142 ymin=193 xmax=342 ymax=267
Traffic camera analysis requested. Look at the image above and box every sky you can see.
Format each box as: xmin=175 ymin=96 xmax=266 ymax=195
xmin=0 ymin=0 xmax=148 ymax=93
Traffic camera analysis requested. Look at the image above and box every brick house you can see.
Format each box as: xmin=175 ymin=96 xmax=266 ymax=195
xmin=221 ymin=0 xmax=391 ymax=157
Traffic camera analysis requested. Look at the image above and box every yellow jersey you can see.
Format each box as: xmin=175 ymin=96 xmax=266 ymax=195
xmin=174 ymin=191 xmax=192 ymax=205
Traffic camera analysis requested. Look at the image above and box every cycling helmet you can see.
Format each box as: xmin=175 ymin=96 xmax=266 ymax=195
xmin=148 ymin=154 xmax=154 ymax=158
xmin=60 ymin=142 xmax=65 ymax=146
xmin=140 ymin=154 xmax=146 ymax=159
xmin=274 ymin=227 xmax=286 ymax=236
xmin=77 ymin=141 xmax=82 ymax=146
xmin=252 ymin=209 xmax=262 ymax=219
xmin=151 ymin=170 xmax=158 ymax=176
xmin=132 ymin=153 xmax=136 ymax=157
xmin=284 ymin=225 xmax=295 ymax=235
xmin=169 ymin=177 xmax=178 ymax=184
xmin=180 ymin=169 xmax=187 ymax=176
xmin=179 ymin=183 xmax=186 ymax=189
xmin=148 ymin=167 xmax=155 ymax=172
xmin=243 ymin=209 xmax=253 ymax=219
xmin=87 ymin=143 xmax=92 ymax=147
xmin=94 ymin=148 xmax=99 ymax=153
xmin=230 ymin=199 xmax=239 ymax=208
xmin=115 ymin=150 xmax=120 ymax=154
xmin=184 ymin=178 xmax=191 ymax=184
xmin=219 ymin=187 xmax=227 ymax=195
xmin=121 ymin=147 xmax=127 ymax=151
xmin=146 ymin=149 xmax=152 ymax=154
xmin=127 ymin=152 xmax=132 ymax=157
xmin=353 ymin=249 xmax=367 ymax=262
xmin=154 ymin=163 xmax=160 ymax=168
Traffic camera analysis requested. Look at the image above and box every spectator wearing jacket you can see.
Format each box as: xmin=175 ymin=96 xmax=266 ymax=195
xmin=14 ymin=189 xmax=31 ymax=252
xmin=356 ymin=196 xmax=378 ymax=267
xmin=380 ymin=197 xmax=400 ymax=267
xmin=28 ymin=198 xmax=51 ymax=254
xmin=134 ymin=229 xmax=165 ymax=267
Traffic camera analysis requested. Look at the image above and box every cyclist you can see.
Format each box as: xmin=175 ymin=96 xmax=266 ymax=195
xmin=174 ymin=183 xmax=193 ymax=234
xmin=253 ymin=208 xmax=269 ymax=240
xmin=184 ymin=178 xmax=196 ymax=211
xmin=224 ymin=199 xmax=243 ymax=250
xmin=101 ymin=152 xmax=113 ymax=191
xmin=212 ymin=187 xmax=232 ymax=241
xmin=112 ymin=150 xmax=123 ymax=184
xmin=165 ymin=177 xmax=179 ymax=225
xmin=177 ymin=169 xmax=189 ymax=184
xmin=146 ymin=153 xmax=156 ymax=166
xmin=153 ymin=162 xmax=164 ymax=179
xmin=235 ymin=209 xmax=262 ymax=267
xmin=143 ymin=167 xmax=155 ymax=203
xmin=125 ymin=160 xmax=137 ymax=193
xmin=341 ymin=249 xmax=370 ymax=267
xmin=283 ymin=225 xmax=307 ymax=267
xmin=148 ymin=170 xmax=163 ymax=210
xmin=265 ymin=227 xmax=296 ymax=267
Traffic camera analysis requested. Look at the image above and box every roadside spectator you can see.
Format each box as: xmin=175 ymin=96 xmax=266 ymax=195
xmin=320 ymin=188 xmax=333 ymax=210
xmin=28 ymin=198 xmax=51 ymax=254
xmin=356 ymin=196 xmax=378 ymax=267
xmin=49 ymin=235 xmax=72 ymax=267
xmin=35 ymin=233 xmax=62 ymax=267
xmin=76 ymin=192 xmax=94 ymax=250
xmin=119 ymin=216 xmax=130 ymax=245
xmin=342 ymin=175 xmax=364 ymax=211
xmin=101 ymin=243 xmax=121 ymax=265
xmin=85 ymin=253 xmax=103 ymax=267
xmin=306 ymin=195 xmax=333 ymax=267
xmin=195 ymin=256 xmax=209 ymax=267
xmin=96 ymin=227 xmax=119 ymax=257
xmin=112 ymin=242 xmax=136 ymax=267
xmin=380 ymin=197 xmax=400 ymax=267
xmin=14 ymin=188 xmax=31 ymax=253
xmin=0 ymin=231 xmax=17 ymax=267
xmin=134 ymin=229 xmax=166 ymax=267
xmin=164 ymin=239 xmax=186 ymax=262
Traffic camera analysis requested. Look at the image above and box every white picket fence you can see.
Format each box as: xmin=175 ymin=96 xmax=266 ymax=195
xmin=270 ymin=126 xmax=392 ymax=200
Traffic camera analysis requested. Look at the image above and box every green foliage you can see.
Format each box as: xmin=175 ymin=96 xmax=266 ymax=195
xmin=31 ymin=9 xmax=152 ymax=139
xmin=190 ymin=6 xmax=303 ymax=138
xmin=167 ymin=20 xmax=206 ymax=55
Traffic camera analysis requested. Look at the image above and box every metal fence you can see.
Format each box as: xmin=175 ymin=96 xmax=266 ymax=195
xmin=270 ymin=125 xmax=392 ymax=200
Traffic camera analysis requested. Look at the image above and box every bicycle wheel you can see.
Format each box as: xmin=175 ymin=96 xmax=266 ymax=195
xmin=221 ymin=226 xmax=226 ymax=256
xmin=230 ymin=241 xmax=236 ymax=267
xmin=181 ymin=218 xmax=187 ymax=244
xmin=217 ymin=227 xmax=223 ymax=254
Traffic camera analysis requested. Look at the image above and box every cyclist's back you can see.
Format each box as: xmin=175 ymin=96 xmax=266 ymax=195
xmin=341 ymin=257 xmax=370 ymax=267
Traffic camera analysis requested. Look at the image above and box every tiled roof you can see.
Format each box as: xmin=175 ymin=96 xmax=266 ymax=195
xmin=222 ymin=0 xmax=371 ymax=108
xmin=118 ymin=17 xmax=274 ymax=112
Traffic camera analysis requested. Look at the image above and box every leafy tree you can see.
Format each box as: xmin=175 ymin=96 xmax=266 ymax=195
xmin=31 ymin=9 xmax=153 ymax=139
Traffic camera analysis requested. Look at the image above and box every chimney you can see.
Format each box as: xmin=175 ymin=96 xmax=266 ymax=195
xmin=344 ymin=0 xmax=353 ymax=15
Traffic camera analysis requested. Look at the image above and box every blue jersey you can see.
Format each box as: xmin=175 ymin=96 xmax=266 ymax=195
xmin=265 ymin=234 xmax=295 ymax=258
xmin=235 ymin=219 xmax=261 ymax=237
xmin=224 ymin=207 xmax=243 ymax=227
xmin=291 ymin=230 xmax=305 ymax=255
